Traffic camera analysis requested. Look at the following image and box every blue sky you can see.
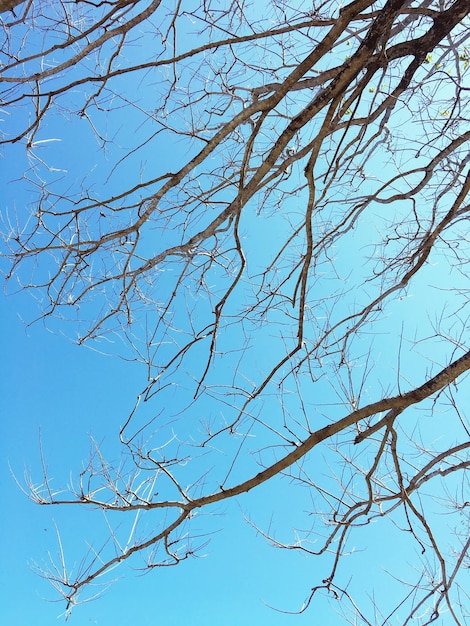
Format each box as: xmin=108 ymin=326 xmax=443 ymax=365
xmin=1 ymin=293 xmax=333 ymax=626
xmin=2 ymin=194 xmax=468 ymax=624
xmin=1 ymin=1 xmax=470 ymax=624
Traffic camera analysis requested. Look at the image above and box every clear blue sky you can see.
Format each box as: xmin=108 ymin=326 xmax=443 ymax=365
xmin=1 ymin=2 xmax=469 ymax=624
xmin=1 ymin=293 xmax=467 ymax=625
xmin=1 ymin=292 xmax=335 ymax=626
xmin=1 ymin=147 xmax=467 ymax=625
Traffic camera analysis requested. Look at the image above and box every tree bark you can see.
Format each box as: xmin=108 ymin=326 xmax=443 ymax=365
xmin=0 ymin=0 xmax=25 ymax=14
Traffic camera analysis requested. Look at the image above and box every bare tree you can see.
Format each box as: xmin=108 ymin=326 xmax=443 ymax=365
xmin=2 ymin=0 xmax=470 ymax=622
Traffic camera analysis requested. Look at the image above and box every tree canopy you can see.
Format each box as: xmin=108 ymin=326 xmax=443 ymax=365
xmin=2 ymin=0 xmax=470 ymax=623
